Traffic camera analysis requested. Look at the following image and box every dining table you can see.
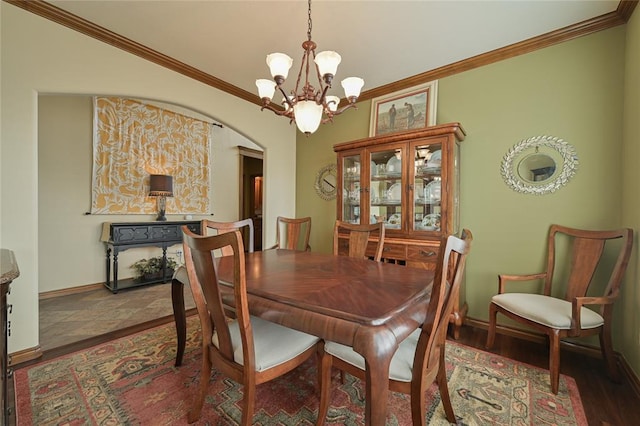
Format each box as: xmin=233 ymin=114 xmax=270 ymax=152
xmin=172 ymin=248 xmax=433 ymax=426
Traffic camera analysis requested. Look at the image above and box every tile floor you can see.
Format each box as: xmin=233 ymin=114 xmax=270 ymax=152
xmin=39 ymin=281 xmax=195 ymax=351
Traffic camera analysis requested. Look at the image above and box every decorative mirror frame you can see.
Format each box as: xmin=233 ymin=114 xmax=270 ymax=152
xmin=314 ymin=163 xmax=338 ymax=201
xmin=501 ymin=135 xmax=579 ymax=195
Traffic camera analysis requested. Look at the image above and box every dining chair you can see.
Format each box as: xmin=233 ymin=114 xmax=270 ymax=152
xmin=173 ymin=218 xmax=254 ymax=288
xmin=333 ymin=220 xmax=385 ymax=262
xmin=486 ymin=224 xmax=633 ymax=394
xmin=181 ymin=227 xmax=321 ymax=425
xmin=317 ymin=229 xmax=473 ymax=426
xmin=268 ymin=216 xmax=311 ymax=251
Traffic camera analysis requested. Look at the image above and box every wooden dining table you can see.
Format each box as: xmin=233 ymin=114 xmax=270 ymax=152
xmin=172 ymin=249 xmax=433 ymax=426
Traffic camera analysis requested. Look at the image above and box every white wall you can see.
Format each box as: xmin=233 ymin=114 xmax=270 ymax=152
xmin=1 ymin=3 xmax=296 ymax=353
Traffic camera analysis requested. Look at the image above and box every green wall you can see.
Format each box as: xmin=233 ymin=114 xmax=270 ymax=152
xmin=621 ymin=8 xmax=640 ymax=378
xmin=297 ymin=25 xmax=640 ymax=375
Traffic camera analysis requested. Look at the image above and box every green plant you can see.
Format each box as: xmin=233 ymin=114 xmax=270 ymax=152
xmin=130 ymin=256 xmax=178 ymax=279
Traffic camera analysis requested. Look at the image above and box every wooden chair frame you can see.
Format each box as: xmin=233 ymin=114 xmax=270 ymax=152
xmin=318 ymin=229 xmax=473 ymax=426
xmin=333 ymin=220 xmax=385 ymax=262
xmin=486 ymin=224 xmax=633 ymax=394
xmin=182 ymin=228 xmax=319 ymax=425
xmin=268 ymin=216 xmax=311 ymax=251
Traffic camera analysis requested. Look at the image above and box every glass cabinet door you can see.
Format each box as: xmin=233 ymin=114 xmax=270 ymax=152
xmin=341 ymin=154 xmax=362 ymax=224
xmin=412 ymin=141 xmax=442 ymax=232
xmin=369 ymin=146 xmax=404 ymax=231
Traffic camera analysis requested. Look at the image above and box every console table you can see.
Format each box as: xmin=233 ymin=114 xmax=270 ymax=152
xmin=1 ymin=249 xmax=19 ymax=425
xmin=101 ymin=221 xmax=200 ymax=293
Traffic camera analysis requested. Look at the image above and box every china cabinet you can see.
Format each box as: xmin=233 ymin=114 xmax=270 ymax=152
xmin=334 ymin=122 xmax=467 ymax=337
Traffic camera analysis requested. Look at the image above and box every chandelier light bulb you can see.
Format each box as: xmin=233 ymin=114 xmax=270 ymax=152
xmin=266 ymin=53 xmax=293 ymax=81
xmin=325 ymin=96 xmax=340 ymax=112
xmin=341 ymin=77 xmax=365 ymax=100
xmin=314 ymin=51 xmax=341 ymax=80
xmin=256 ymin=79 xmax=276 ymax=100
xmin=293 ymin=101 xmax=323 ymax=135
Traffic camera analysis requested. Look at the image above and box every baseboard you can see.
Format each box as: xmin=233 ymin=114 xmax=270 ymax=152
xmin=39 ymin=282 xmax=104 ymax=299
xmin=465 ymin=317 xmax=640 ymax=400
xmin=9 ymin=345 xmax=42 ymax=366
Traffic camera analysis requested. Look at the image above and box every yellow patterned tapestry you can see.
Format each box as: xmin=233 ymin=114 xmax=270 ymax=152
xmin=91 ymin=97 xmax=211 ymax=215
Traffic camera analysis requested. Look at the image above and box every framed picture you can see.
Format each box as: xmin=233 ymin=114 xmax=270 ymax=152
xmin=369 ymin=81 xmax=438 ymax=137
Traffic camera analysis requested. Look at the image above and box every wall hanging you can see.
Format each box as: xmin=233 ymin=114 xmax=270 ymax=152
xmin=91 ymin=97 xmax=211 ymax=215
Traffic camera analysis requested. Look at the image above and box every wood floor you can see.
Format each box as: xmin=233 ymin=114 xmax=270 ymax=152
xmin=8 ymin=283 xmax=640 ymax=425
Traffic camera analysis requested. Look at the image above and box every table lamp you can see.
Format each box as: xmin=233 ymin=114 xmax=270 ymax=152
xmin=149 ymin=174 xmax=173 ymax=221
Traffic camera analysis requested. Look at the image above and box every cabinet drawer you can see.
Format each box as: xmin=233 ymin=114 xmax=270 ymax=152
xmin=376 ymin=242 xmax=406 ymax=260
xmin=407 ymin=245 xmax=439 ymax=263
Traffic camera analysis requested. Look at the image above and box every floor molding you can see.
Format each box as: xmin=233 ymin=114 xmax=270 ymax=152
xmin=39 ymin=282 xmax=104 ymax=299
xmin=9 ymin=345 xmax=42 ymax=366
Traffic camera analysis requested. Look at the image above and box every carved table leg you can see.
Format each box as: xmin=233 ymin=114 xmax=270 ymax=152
xmin=172 ymin=278 xmax=186 ymax=367
xmin=112 ymin=250 xmax=119 ymax=294
xmin=105 ymin=247 xmax=111 ymax=288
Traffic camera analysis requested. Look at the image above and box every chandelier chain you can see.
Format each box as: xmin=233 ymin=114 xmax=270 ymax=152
xmin=307 ymin=0 xmax=312 ymax=41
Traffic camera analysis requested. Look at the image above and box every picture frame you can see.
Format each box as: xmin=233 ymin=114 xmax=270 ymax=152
xmin=369 ymin=80 xmax=438 ymax=137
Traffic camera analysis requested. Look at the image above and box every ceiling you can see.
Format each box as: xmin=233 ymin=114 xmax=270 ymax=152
xmin=28 ymin=1 xmax=628 ymax=103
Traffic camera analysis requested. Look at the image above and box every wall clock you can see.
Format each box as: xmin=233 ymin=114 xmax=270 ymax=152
xmin=314 ymin=163 xmax=337 ymax=200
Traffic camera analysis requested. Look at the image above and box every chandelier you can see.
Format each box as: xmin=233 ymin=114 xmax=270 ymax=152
xmin=255 ymin=0 xmax=364 ymax=135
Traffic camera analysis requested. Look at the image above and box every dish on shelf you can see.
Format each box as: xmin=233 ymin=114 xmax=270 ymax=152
xmin=429 ymin=150 xmax=442 ymax=162
xmin=414 ymin=181 xmax=424 ymax=201
xmin=421 ymin=213 xmax=441 ymax=230
xmin=386 ymin=155 xmax=402 ymax=174
xmin=386 ymin=213 xmax=401 ymax=228
xmin=424 ymin=180 xmax=441 ymax=202
xmin=387 ymin=183 xmax=402 ymax=201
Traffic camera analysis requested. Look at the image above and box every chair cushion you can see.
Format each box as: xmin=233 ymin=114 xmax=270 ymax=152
xmin=172 ymin=265 xmax=188 ymax=284
xmin=325 ymin=328 xmax=422 ymax=383
xmin=213 ymin=316 xmax=319 ymax=372
xmin=491 ymin=293 xmax=604 ymax=329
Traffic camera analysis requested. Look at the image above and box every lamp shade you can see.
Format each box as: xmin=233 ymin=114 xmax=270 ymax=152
xmin=293 ymin=101 xmax=323 ymax=135
xmin=266 ymin=53 xmax=293 ymax=79
xmin=314 ymin=51 xmax=341 ymax=77
xmin=149 ymin=174 xmax=173 ymax=196
xmin=341 ymin=77 xmax=365 ymax=99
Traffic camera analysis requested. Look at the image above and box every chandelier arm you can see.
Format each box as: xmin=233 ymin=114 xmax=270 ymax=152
xmin=276 ymin=85 xmax=295 ymax=109
xmin=332 ymin=102 xmax=359 ymax=116
xmin=261 ymin=102 xmax=292 ymax=117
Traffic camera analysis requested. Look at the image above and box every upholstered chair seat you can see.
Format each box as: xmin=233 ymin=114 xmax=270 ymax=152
xmin=491 ymin=293 xmax=604 ymax=329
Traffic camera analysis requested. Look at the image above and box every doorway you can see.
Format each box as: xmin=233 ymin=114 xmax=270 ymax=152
xmin=239 ymin=147 xmax=264 ymax=250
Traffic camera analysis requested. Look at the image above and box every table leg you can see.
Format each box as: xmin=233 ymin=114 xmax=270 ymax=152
xmin=105 ymin=247 xmax=111 ymax=287
xmin=172 ymin=277 xmax=187 ymax=367
xmin=354 ymin=330 xmax=397 ymax=426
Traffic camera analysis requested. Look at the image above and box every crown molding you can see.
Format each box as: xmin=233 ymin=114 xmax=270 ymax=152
xmin=5 ymin=0 xmax=638 ymax=106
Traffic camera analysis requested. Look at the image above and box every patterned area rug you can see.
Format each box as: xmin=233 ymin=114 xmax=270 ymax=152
xmin=14 ymin=316 xmax=587 ymax=425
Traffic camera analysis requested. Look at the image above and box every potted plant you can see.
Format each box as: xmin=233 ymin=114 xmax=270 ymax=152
xmin=130 ymin=256 xmax=178 ymax=281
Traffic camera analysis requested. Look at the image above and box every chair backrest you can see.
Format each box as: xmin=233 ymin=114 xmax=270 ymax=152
xmin=182 ymin=228 xmax=255 ymax=368
xmin=333 ymin=220 xmax=385 ymax=261
xmin=273 ymin=216 xmax=311 ymax=251
xmin=544 ymin=224 xmax=632 ymax=304
xmin=415 ymin=229 xmax=472 ymax=376
xmin=201 ymin=218 xmax=254 ymax=256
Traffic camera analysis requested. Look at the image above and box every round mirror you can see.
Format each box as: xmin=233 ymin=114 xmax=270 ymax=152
xmin=501 ymin=136 xmax=578 ymax=195
xmin=517 ymin=153 xmax=556 ymax=183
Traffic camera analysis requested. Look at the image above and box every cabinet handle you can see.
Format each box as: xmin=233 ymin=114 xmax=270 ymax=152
xmin=7 ymin=304 xmax=12 ymax=314
xmin=420 ymin=250 xmax=436 ymax=257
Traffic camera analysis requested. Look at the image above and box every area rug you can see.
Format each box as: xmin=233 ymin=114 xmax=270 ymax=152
xmin=14 ymin=317 xmax=587 ymax=425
